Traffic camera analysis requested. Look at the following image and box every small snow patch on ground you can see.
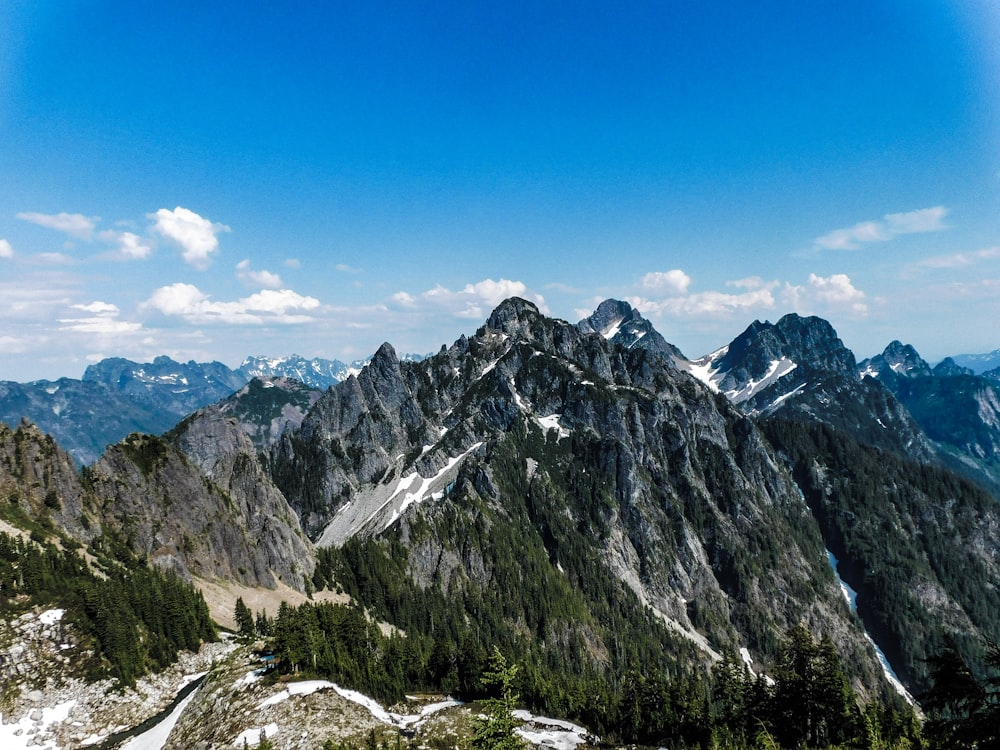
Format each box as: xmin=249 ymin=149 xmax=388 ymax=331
xmin=513 ymin=710 xmax=593 ymax=750
xmin=0 ymin=700 xmax=76 ymax=750
xmin=39 ymin=609 xmax=65 ymax=626
xmin=234 ymin=722 xmax=280 ymax=747
xmin=536 ymin=414 xmax=569 ymax=439
xmin=256 ymin=680 xmax=462 ymax=730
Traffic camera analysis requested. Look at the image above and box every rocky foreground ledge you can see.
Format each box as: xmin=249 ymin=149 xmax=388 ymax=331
xmin=1 ymin=607 xmax=596 ymax=750
xmin=0 ymin=606 xmax=234 ymax=749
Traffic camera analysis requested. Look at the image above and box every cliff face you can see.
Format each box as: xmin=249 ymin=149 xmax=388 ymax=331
xmin=0 ymin=415 xmax=313 ymax=593
xmin=0 ymin=419 xmax=98 ymax=541
xmin=88 ymin=420 xmax=313 ymax=590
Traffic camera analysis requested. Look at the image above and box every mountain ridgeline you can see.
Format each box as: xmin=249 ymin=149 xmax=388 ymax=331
xmin=266 ymin=298 xmax=1000 ymax=699
xmin=3 ymin=297 xmax=1000 ymax=747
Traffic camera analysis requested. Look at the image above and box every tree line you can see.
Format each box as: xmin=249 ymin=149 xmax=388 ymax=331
xmin=0 ymin=531 xmax=216 ymax=685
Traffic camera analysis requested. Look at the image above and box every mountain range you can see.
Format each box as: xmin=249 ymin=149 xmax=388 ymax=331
xmin=2 ymin=298 xmax=1000 ymax=748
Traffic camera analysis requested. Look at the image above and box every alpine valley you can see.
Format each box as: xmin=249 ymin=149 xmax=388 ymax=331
xmin=2 ymin=298 xmax=1000 ymax=749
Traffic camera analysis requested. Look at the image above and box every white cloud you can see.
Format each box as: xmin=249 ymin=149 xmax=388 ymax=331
xmin=74 ymin=301 xmax=119 ymax=315
xmin=400 ymin=278 xmax=547 ymax=319
xmin=0 ymin=239 xmax=12 ymax=258
xmin=141 ymin=283 xmax=321 ymax=324
xmin=17 ymin=211 xmax=99 ymax=240
xmin=629 ymin=288 xmax=776 ymax=318
xmin=813 ymin=206 xmax=948 ymax=251
xmin=915 ymin=246 xmax=1000 ymax=269
xmin=236 ymin=259 xmax=283 ymax=289
xmin=726 ymin=276 xmax=775 ymax=291
xmin=149 ymin=207 xmax=230 ymax=269
xmin=335 ymin=263 xmax=363 ymax=274
xmin=284 ymin=258 xmax=301 ymax=269
xmin=782 ymin=273 xmax=868 ymax=316
xmin=641 ymin=270 xmax=691 ymax=295
xmin=625 ymin=270 xmax=776 ymax=318
xmin=95 ymin=230 xmax=154 ymax=260
xmin=59 ymin=300 xmax=143 ymax=334
xmin=884 ymin=206 xmax=949 ymax=234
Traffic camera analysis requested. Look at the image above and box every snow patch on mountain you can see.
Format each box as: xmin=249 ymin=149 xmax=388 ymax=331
xmin=316 ymin=443 xmax=484 ymax=546
xmin=513 ymin=710 xmax=594 ymax=750
xmin=725 ymin=358 xmax=798 ymax=403
xmin=683 ymin=346 xmax=728 ymax=393
xmin=536 ymin=414 xmax=569 ymax=439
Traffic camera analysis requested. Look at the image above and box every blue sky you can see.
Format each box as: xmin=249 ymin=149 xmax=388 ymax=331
xmin=2 ymin=1 xmax=999 ymax=380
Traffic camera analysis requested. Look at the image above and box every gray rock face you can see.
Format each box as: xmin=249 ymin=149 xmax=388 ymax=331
xmin=857 ymin=340 xmax=932 ymax=383
xmin=0 ymin=420 xmax=98 ymax=541
xmin=83 ymin=421 xmax=313 ymax=590
xmin=688 ymin=314 xmax=936 ymax=461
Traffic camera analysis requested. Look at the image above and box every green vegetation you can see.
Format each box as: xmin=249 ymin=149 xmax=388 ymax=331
xmin=274 ymin=417 xmax=922 ymax=747
xmin=472 ymin=647 xmax=525 ymax=750
xmin=0 ymin=531 xmax=216 ymax=686
xmin=922 ymin=639 xmax=1000 ymax=749
xmin=761 ymin=418 xmax=1000 ymax=691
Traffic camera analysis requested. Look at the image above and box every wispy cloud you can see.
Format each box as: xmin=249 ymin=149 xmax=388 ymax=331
xmin=914 ymin=246 xmax=1000 ymax=269
xmin=149 ymin=207 xmax=230 ymax=269
xmin=813 ymin=206 xmax=948 ymax=251
xmin=141 ymin=283 xmax=321 ymax=324
xmin=59 ymin=301 xmax=143 ymax=334
xmin=335 ymin=263 xmax=363 ymax=274
xmin=17 ymin=211 xmax=100 ymax=241
xmin=0 ymin=239 xmax=12 ymax=258
xmin=236 ymin=259 xmax=283 ymax=289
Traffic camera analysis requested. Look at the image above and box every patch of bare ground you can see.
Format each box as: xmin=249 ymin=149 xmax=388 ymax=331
xmin=0 ymin=518 xmax=29 ymax=540
xmin=195 ymin=577 xmax=350 ymax=630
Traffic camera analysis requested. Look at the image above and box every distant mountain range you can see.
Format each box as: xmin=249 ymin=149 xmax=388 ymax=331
xmin=0 ymin=352 xmax=423 ymax=464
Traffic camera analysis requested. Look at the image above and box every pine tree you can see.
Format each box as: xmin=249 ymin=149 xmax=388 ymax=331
xmin=235 ymin=596 xmax=254 ymax=640
xmin=472 ymin=647 xmax=525 ymax=750
xmin=923 ymin=639 xmax=1000 ymax=749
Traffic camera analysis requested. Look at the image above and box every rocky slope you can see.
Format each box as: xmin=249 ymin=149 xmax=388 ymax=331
xmin=0 ymin=606 xmax=233 ymax=750
xmin=0 ymin=413 xmax=313 ymax=593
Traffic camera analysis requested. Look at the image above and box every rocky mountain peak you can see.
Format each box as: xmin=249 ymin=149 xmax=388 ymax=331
xmin=932 ymin=357 xmax=975 ymax=377
xmin=577 ymin=298 xmax=638 ymax=335
xmin=576 ymin=299 xmax=686 ymax=364
xmin=711 ymin=313 xmax=855 ymax=387
xmin=857 ymin=340 xmax=931 ymax=382
xmin=484 ymin=297 xmax=543 ymax=337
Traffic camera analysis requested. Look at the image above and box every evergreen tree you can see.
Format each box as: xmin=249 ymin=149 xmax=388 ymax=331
xmin=472 ymin=647 xmax=524 ymax=750
xmin=923 ymin=639 xmax=1000 ymax=749
xmin=234 ymin=596 xmax=255 ymax=640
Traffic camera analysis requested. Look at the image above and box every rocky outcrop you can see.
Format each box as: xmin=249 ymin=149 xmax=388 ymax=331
xmin=87 ymin=425 xmax=313 ymax=591
xmin=0 ymin=420 xmax=99 ymax=541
